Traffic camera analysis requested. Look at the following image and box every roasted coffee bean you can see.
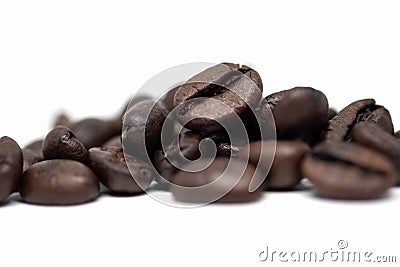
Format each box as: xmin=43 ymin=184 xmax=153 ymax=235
xmin=363 ymin=106 xmax=394 ymax=134
xmin=153 ymin=131 xmax=203 ymax=183
xmin=24 ymin=139 xmax=43 ymax=159
xmin=53 ymin=112 xmax=71 ymax=127
xmin=19 ymin=160 xmax=99 ymax=205
xmin=42 ymin=126 xmax=88 ymax=162
xmin=237 ymin=140 xmax=310 ymax=190
xmin=302 ymin=142 xmax=396 ymax=199
xmin=123 ymin=99 xmax=168 ymax=160
xmin=173 ymin=63 xmax=263 ymax=133
xmin=328 ymin=108 xmax=337 ymax=120
xmin=350 ymin=122 xmax=400 ymax=184
xmin=0 ymin=136 xmax=23 ymax=202
xmin=171 ymin=158 xmax=262 ymax=203
xmin=22 ymin=149 xmax=41 ymax=172
xmin=88 ymin=146 xmax=153 ymax=194
xmin=259 ymin=87 xmax=328 ymax=145
xmin=70 ymin=118 xmax=121 ymax=149
xmin=102 ymin=135 xmax=122 ymax=149
xmin=322 ymin=99 xmax=394 ymax=142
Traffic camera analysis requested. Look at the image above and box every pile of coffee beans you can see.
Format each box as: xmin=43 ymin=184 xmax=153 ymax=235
xmin=1 ymin=62 xmax=399 ymax=206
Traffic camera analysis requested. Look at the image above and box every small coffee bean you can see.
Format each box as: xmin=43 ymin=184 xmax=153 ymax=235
xmin=302 ymin=142 xmax=396 ymax=199
xmin=260 ymin=87 xmax=328 ymax=145
xmin=22 ymin=149 xmax=41 ymax=172
xmin=171 ymin=158 xmax=261 ymax=203
xmin=53 ymin=112 xmax=71 ymax=127
xmin=102 ymin=135 xmax=122 ymax=149
xmin=237 ymin=140 xmax=310 ymax=190
xmin=350 ymin=122 xmax=400 ymax=184
xmin=322 ymin=99 xmax=394 ymax=142
xmin=88 ymin=146 xmax=153 ymax=194
xmin=173 ymin=63 xmax=262 ymax=133
xmin=24 ymin=139 xmax=43 ymax=159
xmin=70 ymin=118 xmax=121 ymax=149
xmin=20 ymin=160 xmax=99 ymax=205
xmin=123 ymin=99 xmax=168 ymax=160
xmin=42 ymin=126 xmax=88 ymax=162
xmin=0 ymin=136 xmax=23 ymax=202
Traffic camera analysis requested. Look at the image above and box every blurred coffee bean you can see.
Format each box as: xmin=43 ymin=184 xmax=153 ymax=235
xmin=260 ymin=87 xmax=328 ymax=145
xmin=153 ymin=131 xmax=203 ymax=183
xmin=0 ymin=136 xmax=23 ymax=202
xmin=302 ymin=142 xmax=396 ymax=199
xmin=102 ymin=135 xmax=122 ymax=149
xmin=53 ymin=112 xmax=72 ymax=127
xmin=327 ymin=108 xmax=337 ymax=120
xmin=350 ymin=122 xmax=400 ymax=184
xmin=173 ymin=63 xmax=262 ymax=133
xmin=22 ymin=149 xmax=41 ymax=172
xmin=395 ymin=130 xmax=400 ymax=139
xmin=70 ymin=118 xmax=121 ymax=149
xmin=238 ymin=140 xmax=310 ymax=190
xmin=88 ymin=146 xmax=153 ymax=194
xmin=171 ymin=158 xmax=262 ymax=203
xmin=24 ymin=139 xmax=43 ymax=159
xmin=42 ymin=126 xmax=88 ymax=162
xmin=20 ymin=160 xmax=99 ymax=205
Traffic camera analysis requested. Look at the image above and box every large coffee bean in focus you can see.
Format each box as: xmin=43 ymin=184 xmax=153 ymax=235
xmin=302 ymin=142 xmax=396 ymax=199
xmin=20 ymin=160 xmax=99 ymax=205
xmin=0 ymin=136 xmax=23 ymax=202
xmin=173 ymin=63 xmax=263 ymax=133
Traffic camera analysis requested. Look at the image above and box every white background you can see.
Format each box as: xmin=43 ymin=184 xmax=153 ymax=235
xmin=1 ymin=1 xmax=400 ymax=266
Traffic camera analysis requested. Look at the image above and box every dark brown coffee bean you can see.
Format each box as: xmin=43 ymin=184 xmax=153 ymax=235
xmin=350 ymin=122 xmax=400 ymax=184
xmin=102 ymin=135 xmax=122 ymax=149
xmin=327 ymin=108 xmax=337 ymax=120
xmin=302 ymin=142 xmax=396 ymax=199
xmin=363 ymin=106 xmax=394 ymax=134
xmin=88 ymin=146 xmax=153 ymax=194
xmin=173 ymin=63 xmax=262 ymax=133
xmin=70 ymin=118 xmax=121 ymax=149
xmin=260 ymin=87 xmax=328 ymax=145
xmin=123 ymin=99 xmax=168 ymax=160
xmin=24 ymin=139 xmax=43 ymax=159
xmin=322 ymin=99 xmax=394 ymax=142
xmin=53 ymin=112 xmax=72 ymax=127
xmin=20 ymin=160 xmax=99 ymax=205
xmin=237 ymin=140 xmax=310 ymax=190
xmin=153 ymin=131 xmax=203 ymax=183
xmin=42 ymin=126 xmax=88 ymax=162
xmin=0 ymin=136 xmax=23 ymax=202
xmin=171 ymin=158 xmax=261 ymax=203
xmin=22 ymin=149 xmax=41 ymax=173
